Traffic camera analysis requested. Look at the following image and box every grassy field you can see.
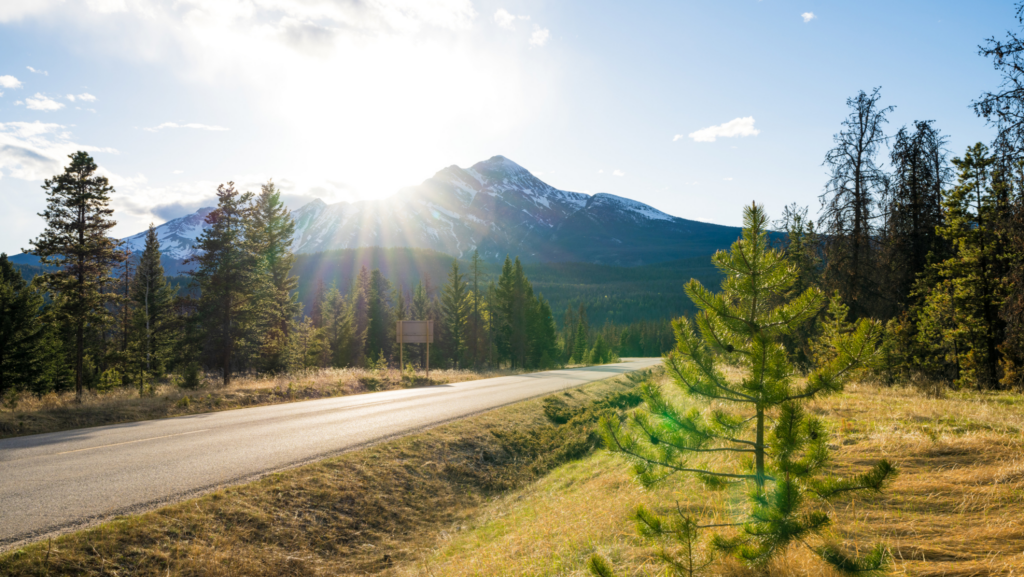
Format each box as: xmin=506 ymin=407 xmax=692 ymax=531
xmin=4 ymin=369 xmax=1022 ymax=576
xmin=0 ymin=367 xmax=524 ymax=440
xmin=0 ymin=370 xmax=641 ymax=576
xmin=400 ymin=377 xmax=1024 ymax=577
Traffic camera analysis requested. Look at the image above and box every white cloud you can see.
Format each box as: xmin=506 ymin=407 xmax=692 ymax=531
xmin=26 ymin=66 xmax=48 ymax=76
xmin=172 ymin=169 xmax=183 ymax=174
xmin=529 ymin=25 xmax=550 ymax=47
xmin=0 ymin=0 xmax=546 ymax=214
xmin=598 ymin=169 xmax=604 ymax=174
xmin=0 ymin=1 xmax=62 ymax=22
xmin=145 ymin=122 xmax=229 ymax=132
xmin=688 ymin=117 xmax=760 ymax=143
xmin=67 ymin=93 xmax=97 ymax=102
xmin=672 ymin=134 xmax=684 ymax=142
xmin=23 ymin=93 xmax=65 ymax=111
xmin=612 ymin=169 xmax=625 ymax=177
xmin=802 ymin=12 xmax=815 ymax=23
xmin=494 ymin=8 xmax=519 ymax=30
xmin=0 ymin=121 xmax=116 ymax=181
xmin=85 ymin=0 xmax=130 ymax=14
xmin=0 ymin=75 xmax=22 ymax=89
xmin=723 ymin=177 xmax=733 ymax=181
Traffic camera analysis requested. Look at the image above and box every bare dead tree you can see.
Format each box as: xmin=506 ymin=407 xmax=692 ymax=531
xmin=820 ymin=87 xmax=893 ymax=319
xmin=974 ymin=2 xmax=1024 ymax=157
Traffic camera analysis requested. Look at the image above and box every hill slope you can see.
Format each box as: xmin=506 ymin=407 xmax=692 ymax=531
xmin=289 ymin=247 xmax=722 ymax=327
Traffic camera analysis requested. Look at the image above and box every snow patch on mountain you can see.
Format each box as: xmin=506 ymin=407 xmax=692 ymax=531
xmin=590 ymin=193 xmax=674 ymax=222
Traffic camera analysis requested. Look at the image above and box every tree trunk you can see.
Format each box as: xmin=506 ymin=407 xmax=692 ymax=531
xmin=76 ymin=323 xmax=84 ymax=400
xmin=755 ymin=406 xmax=765 ymax=489
xmin=145 ymin=285 xmax=151 ymax=372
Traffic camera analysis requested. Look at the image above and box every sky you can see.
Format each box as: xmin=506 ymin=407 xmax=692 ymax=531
xmin=0 ymin=0 xmax=1016 ymax=255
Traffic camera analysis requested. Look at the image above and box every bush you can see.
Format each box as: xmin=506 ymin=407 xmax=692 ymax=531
xmin=177 ymin=362 xmax=204 ymax=390
xmin=542 ymin=396 xmax=574 ymax=424
xmin=97 ymin=367 xmax=122 ymax=392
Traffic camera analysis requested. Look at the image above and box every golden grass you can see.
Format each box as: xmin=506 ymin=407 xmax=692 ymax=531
xmin=399 ymin=377 xmax=1024 ymax=577
xmin=5 ymin=369 xmax=1021 ymax=576
xmin=0 ymin=367 xmax=523 ymax=439
xmin=0 ymin=372 xmax=636 ymax=577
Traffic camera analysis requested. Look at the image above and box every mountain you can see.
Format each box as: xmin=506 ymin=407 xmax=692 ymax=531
xmin=122 ymin=207 xmax=214 ymax=261
xmin=13 ymin=156 xmax=749 ymax=270
xmin=283 ymin=155 xmax=745 ymax=266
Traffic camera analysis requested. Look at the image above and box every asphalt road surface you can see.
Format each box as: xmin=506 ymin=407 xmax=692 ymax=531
xmin=0 ymin=359 xmax=660 ymax=548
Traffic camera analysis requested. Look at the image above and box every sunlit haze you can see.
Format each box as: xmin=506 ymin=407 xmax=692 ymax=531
xmin=0 ymin=0 xmax=1009 ymax=253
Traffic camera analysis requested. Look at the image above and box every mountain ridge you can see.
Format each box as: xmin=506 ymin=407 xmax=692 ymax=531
xmin=15 ymin=156 xmax=748 ymax=270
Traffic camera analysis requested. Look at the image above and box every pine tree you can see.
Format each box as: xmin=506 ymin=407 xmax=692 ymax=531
xmin=573 ymin=321 xmax=588 ymax=364
xmin=288 ymin=316 xmax=325 ymax=371
xmin=411 ymin=281 xmax=431 ymax=367
xmin=510 ymin=258 xmax=532 ymax=368
xmin=562 ymin=305 xmax=578 ymax=362
xmin=393 ymin=283 xmax=408 ymax=368
xmin=999 ymin=163 xmax=1024 ymax=388
xmin=775 ymin=204 xmax=823 ymax=370
xmin=0 ymin=254 xmax=48 ymax=397
xmin=527 ymin=295 xmax=559 ymax=368
xmin=113 ymin=247 xmax=134 ymax=388
xmin=130 ymin=225 xmax=176 ymax=382
xmin=351 ymin=266 xmax=371 ymax=367
xmin=311 ymin=279 xmax=326 ymax=329
xmin=599 ymin=203 xmax=895 ymax=572
xmin=974 ymin=3 xmax=1024 ymax=156
xmin=250 ymin=180 xmax=300 ymax=372
xmin=365 ymin=269 xmax=394 ymax=365
xmin=820 ymin=88 xmax=893 ymax=319
xmin=441 ymin=259 xmax=469 ymax=367
xmin=486 ymin=281 xmax=499 ymax=367
xmin=920 ymin=143 xmax=1011 ymax=388
xmin=322 ymin=283 xmax=354 ymax=368
xmin=589 ymin=334 xmax=611 ymax=365
xmin=29 ymin=151 xmax=125 ymax=399
xmin=188 ymin=182 xmax=260 ymax=386
xmin=882 ymin=121 xmax=951 ymax=316
xmin=578 ymin=303 xmax=590 ymax=345
xmin=494 ymin=256 xmax=515 ymax=366
xmin=467 ymin=249 xmax=485 ymax=368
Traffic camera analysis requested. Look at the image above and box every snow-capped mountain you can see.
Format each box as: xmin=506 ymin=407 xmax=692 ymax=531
xmin=122 ymin=207 xmax=215 ymax=260
xmin=122 ymin=156 xmax=744 ymax=267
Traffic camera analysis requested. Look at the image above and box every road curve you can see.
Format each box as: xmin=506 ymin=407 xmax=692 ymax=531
xmin=0 ymin=359 xmax=660 ymax=548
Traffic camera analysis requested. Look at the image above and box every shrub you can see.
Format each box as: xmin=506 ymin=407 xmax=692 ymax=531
xmin=177 ymin=362 xmax=204 ymax=390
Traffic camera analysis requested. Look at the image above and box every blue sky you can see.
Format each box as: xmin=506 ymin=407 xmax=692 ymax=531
xmin=0 ymin=0 xmax=1014 ymax=254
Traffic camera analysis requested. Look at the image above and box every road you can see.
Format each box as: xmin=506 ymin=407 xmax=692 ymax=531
xmin=0 ymin=359 xmax=660 ymax=548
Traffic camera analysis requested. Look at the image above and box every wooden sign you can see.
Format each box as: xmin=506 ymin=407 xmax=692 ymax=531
xmin=397 ymin=320 xmax=433 ymax=379
xmin=397 ymin=320 xmax=433 ymax=343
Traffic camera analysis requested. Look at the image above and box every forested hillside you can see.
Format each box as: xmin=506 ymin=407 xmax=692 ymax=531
xmin=285 ymin=247 xmax=721 ymax=328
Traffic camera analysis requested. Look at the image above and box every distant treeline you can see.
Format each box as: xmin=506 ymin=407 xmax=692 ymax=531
xmin=272 ymin=246 xmax=720 ymax=328
xmin=1 ymin=160 xmax=675 ymax=400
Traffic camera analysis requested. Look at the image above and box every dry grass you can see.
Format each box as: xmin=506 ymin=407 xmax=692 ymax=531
xmin=0 ymin=372 xmax=637 ymax=577
xmin=0 ymin=367 xmax=522 ymax=439
xmin=398 ymin=376 xmax=1024 ymax=577
xmin=5 ymin=370 xmax=1021 ymax=577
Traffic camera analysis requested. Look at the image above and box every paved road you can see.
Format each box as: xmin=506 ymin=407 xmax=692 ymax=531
xmin=0 ymin=359 xmax=660 ymax=547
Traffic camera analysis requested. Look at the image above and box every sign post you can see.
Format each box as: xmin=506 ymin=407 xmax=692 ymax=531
xmin=396 ymin=320 xmax=434 ymax=381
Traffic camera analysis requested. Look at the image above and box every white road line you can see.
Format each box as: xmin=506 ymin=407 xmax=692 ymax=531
xmin=55 ymin=429 xmax=212 ymax=455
